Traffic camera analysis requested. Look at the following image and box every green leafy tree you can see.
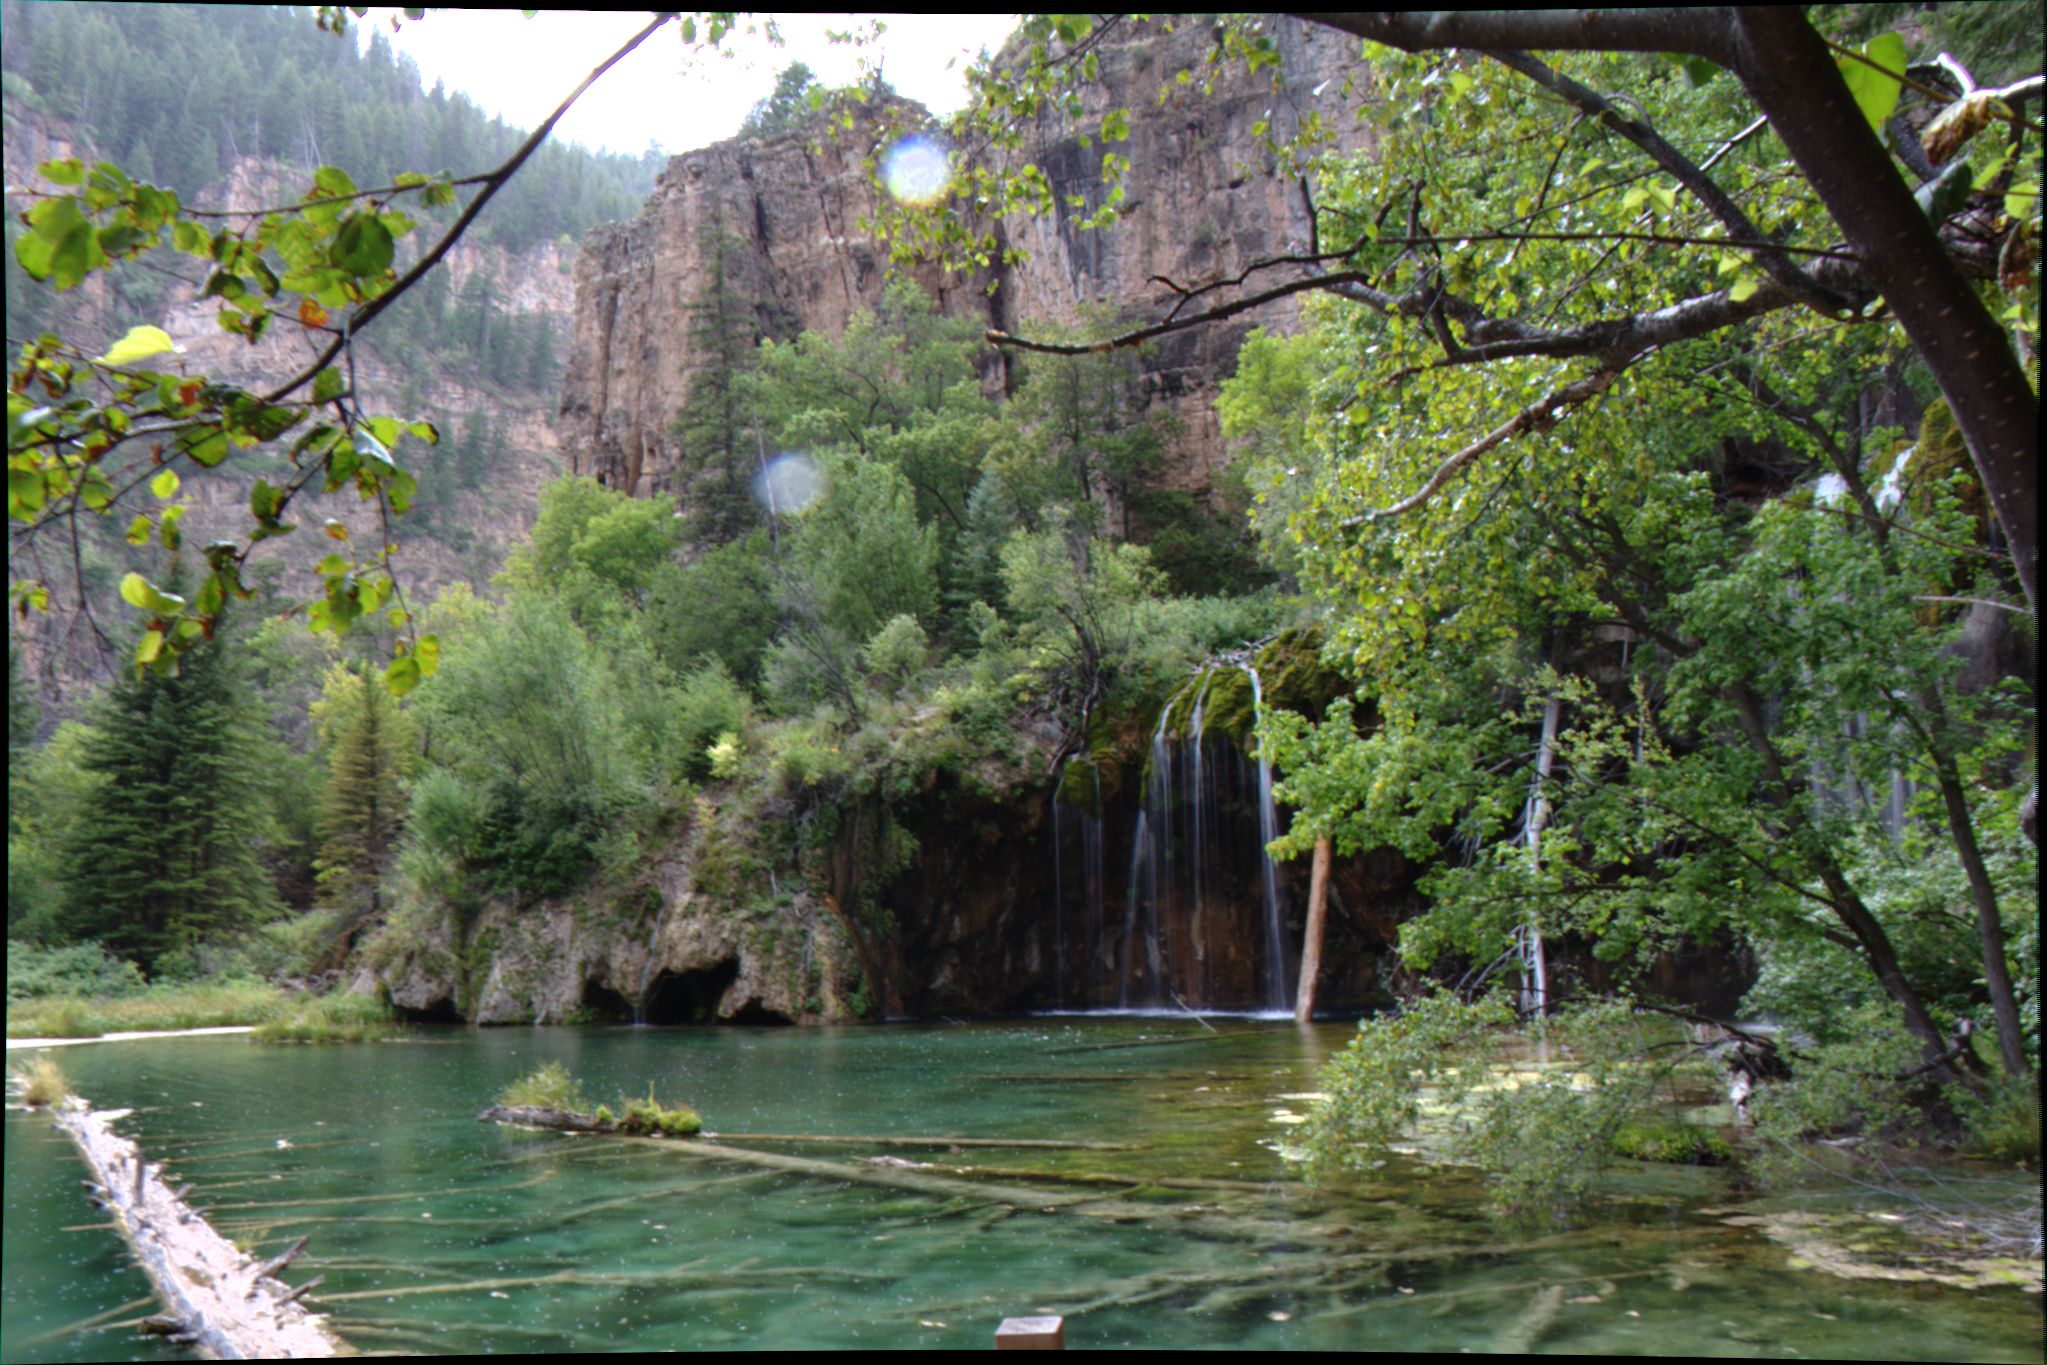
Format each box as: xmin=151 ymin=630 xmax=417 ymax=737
xmin=768 ymin=452 xmax=938 ymax=715
xmin=499 ymin=475 xmax=684 ymax=634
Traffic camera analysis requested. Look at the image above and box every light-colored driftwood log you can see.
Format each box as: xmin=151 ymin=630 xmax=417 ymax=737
xmin=49 ymin=1097 xmax=351 ymax=1358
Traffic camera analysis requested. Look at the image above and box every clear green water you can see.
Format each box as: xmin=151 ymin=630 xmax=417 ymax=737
xmin=4 ymin=1022 xmax=2041 ymax=1358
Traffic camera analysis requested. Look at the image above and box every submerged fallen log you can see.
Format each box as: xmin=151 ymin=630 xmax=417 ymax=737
xmin=477 ymin=1105 xmax=1137 ymax=1151
xmin=47 ymin=1097 xmax=351 ymax=1358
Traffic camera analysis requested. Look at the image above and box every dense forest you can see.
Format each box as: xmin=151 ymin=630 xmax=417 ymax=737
xmin=5 ymin=1 xmax=2040 ymax=1254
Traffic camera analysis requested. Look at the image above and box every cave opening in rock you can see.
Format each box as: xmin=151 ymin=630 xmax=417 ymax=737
xmin=580 ymin=983 xmax=634 ymax=1023
xmin=639 ymin=960 xmax=741 ymax=1025
xmin=390 ymin=996 xmax=463 ymax=1025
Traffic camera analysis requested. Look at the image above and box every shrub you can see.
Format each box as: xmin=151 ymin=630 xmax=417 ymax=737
xmin=1748 ymin=1003 xmax=1923 ymax=1184
xmin=5 ymin=941 xmax=146 ymax=1003
xmin=498 ymin=1061 xmax=589 ymax=1112
xmin=1610 ymin=1122 xmax=1736 ymax=1165
xmin=249 ymin=992 xmax=399 ymax=1044
xmin=673 ymin=660 xmax=752 ymax=781
xmin=615 ymin=1083 xmax=702 ymax=1137
xmin=12 ymin=1055 xmax=69 ymax=1106
xmin=1304 ymin=992 xmax=1712 ymax=1216
xmin=1953 ymin=1074 xmax=2041 ymax=1164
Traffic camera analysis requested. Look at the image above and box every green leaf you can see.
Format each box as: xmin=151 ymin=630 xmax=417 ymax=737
xmin=385 ymin=653 xmax=422 ymax=695
xmin=415 ymin=632 xmax=441 ymax=676
xmin=312 ymin=367 xmax=345 ymax=403
xmin=175 ymin=425 xmax=232 ymax=468
xmin=134 ymin=628 xmax=165 ymax=666
xmin=150 ymin=467 xmax=181 ymax=500
xmin=312 ymin=165 xmax=358 ymax=201
xmin=2005 ymin=176 xmax=2040 ymax=219
xmin=125 ymin=512 xmax=152 ymax=546
xmin=330 ymin=213 xmax=395 ymax=276
xmin=119 ymin=571 xmax=185 ymax=614
xmin=250 ymin=479 xmax=285 ymax=522
xmin=37 ymin=158 xmax=85 ymax=186
xmin=1837 ymin=33 xmax=1906 ymax=132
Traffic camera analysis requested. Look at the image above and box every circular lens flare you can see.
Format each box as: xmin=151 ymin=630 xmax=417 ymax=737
xmin=754 ymin=452 xmax=820 ymax=516
xmin=881 ymin=136 xmax=952 ymax=206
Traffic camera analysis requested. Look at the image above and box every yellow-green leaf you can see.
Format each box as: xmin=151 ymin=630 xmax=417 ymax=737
xmin=95 ymin=325 xmax=178 ymax=368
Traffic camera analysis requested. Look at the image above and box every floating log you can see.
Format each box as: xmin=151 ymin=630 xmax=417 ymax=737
xmin=45 ymin=1097 xmax=351 ymax=1359
xmin=707 ymin=1132 xmax=1142 ymax=1152
xmin=478 ymin=1105 xmax=1139 ymax=1151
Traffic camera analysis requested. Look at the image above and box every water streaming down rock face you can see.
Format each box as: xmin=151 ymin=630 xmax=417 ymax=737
xmin=1046 ymin=664 xmax=1297 ymax=1011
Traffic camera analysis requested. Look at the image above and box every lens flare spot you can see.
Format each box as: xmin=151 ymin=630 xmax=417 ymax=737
xmin=754 ymin=452 xmax=820 ymax=515
xmin=881 ymin=136 xmax=952 ymax=205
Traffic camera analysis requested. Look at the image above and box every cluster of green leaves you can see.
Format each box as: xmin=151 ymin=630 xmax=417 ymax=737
xmin=8 ymin=145 xmax=450 ymax=685
xmin=1304 ymin=992 xmax=1715 ymax=1215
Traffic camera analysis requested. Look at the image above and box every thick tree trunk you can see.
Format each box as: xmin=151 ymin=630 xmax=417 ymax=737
xmin=1728 ymin=8 xmax=2038 ymax=621
xmin=1295 ymin=835 xmax=1333 ymax=1023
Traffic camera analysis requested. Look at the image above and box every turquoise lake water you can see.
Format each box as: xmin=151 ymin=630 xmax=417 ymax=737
xmin=4 ymin=1021 xmax=2041 ymax=1358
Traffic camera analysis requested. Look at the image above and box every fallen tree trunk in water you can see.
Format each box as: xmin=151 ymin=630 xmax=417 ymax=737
xmin=47 ymin=1097 xmax=350 ymax=1358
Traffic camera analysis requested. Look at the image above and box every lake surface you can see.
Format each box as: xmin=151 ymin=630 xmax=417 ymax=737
xmin=4 ymin=1021 xmax=2041 ymax=1358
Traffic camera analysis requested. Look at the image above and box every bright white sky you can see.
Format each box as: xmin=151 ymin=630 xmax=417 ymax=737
xmin=354 ymin=10 xmax=1021 ymax=158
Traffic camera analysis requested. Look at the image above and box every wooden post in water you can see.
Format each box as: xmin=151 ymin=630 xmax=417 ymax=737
xmin=996 ymin=1315 xmax=1065 ymax=1349
xmin=1294 ymin=835 xmax=1333 ymax=1023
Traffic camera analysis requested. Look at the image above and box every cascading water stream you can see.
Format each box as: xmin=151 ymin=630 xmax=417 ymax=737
xmin=1050 ymin=756 xmax=1067 ymax=1009
xmin=1244 ymin=663 xmax=1294 ymax=1014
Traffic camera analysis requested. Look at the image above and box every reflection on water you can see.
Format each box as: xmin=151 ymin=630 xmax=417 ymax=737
xmin=4 ymin=1022 xmax=2039 ymax=1358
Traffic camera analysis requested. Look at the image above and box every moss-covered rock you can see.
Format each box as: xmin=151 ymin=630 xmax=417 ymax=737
xmin=1909 ymin=398 xmax=1988 ymax=532
xmin=1254 ymin=624 xmax=1350 ymax=719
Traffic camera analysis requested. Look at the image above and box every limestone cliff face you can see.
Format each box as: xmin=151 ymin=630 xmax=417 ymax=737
xmin=560 ymin=16 xmax=1371 ymax=505
xmin=559 ymin=98 xmax=993 ymax=500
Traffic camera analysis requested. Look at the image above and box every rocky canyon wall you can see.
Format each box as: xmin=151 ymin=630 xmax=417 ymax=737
xmin=560 ymin=16 xmax=1373 ymax=510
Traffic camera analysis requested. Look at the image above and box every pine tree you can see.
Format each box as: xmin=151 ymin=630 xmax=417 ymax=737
xmin=60 ymin=608 xmax=279 ymax=971
xmin=310 ymin=664 xmax=417 ymax=958
xmin=673 ymin=212 xmax=763 ymax=542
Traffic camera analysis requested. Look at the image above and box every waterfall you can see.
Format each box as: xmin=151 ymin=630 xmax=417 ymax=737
xmin=1046 ymin=760 xmax=1110 ymax=1009
xmin=1050 ymin=757 xmax=1067 ymax=1009
xmin=1044 ymin=661 xmax=1298 ymax=1013
xmin=1244 ymin=664 xmax=1294 ymax=1014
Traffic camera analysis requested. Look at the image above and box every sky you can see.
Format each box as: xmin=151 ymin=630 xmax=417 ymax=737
xmin=353 ymin=10 xmax=1022 ymax=159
